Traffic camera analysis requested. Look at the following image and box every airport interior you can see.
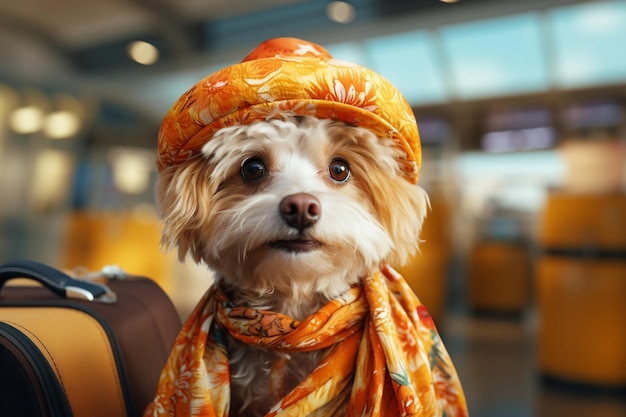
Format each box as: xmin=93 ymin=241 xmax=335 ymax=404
xmin=0 ymin=0 xmax=625 ymax=416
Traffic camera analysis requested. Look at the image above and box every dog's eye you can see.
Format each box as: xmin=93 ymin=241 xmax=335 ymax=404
xmin=241 ymin=158 xmax=266 ymax=182
xmin=329 ymin=158 xmax=350 ymax=183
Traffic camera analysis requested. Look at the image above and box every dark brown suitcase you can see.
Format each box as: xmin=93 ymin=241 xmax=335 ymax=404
xmin=0 ymin=260 xmax=182 ymax=417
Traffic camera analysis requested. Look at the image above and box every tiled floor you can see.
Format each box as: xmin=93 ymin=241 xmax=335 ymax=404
xmin=440 ymin=311 xmax=626 ymax=417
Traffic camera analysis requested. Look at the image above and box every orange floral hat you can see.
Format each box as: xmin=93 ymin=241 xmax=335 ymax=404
xmin=157 ymin=37 xmax=422 ymax=183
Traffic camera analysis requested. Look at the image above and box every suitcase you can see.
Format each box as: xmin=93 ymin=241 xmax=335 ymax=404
xmin=0 ymin=260 xmax=182 ymax=417
xmin=536 ymin=256 xmax=626 ymax=387
xmin=468 ymin=240 xmax=530 ymax=315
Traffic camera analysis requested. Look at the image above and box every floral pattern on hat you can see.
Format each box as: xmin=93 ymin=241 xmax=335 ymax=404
xmin=157 ymin=37 xmax=422 ymax=183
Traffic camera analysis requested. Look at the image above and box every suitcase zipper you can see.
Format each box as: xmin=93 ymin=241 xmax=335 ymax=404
xmin=0 ymin=322 xmax=74 ymax=417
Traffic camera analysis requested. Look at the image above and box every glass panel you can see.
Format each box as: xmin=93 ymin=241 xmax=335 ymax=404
xmin=549 ymin=0 xmax=626 ymax=87
xmin=364 ymin=31 xmax=448 ymax=105
xmin=326 ymin=42 xmax=368 ymax=66
xmin=440 ymin=13 xmax=549 ymax=99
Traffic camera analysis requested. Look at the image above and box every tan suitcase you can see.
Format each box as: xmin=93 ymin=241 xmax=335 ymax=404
xmin=536 ymin=256 xmax=626 ymax=387
xmin=0 ymin=260 xmax=182 ymax=417
xmin=539 ymin=192 xmax=626 ymax=251
xmin=468 ymin=241 xmax=530 ymax=315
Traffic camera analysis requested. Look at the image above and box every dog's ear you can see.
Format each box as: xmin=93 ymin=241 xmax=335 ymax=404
xmin=156 ymin=158 xmax=217 ymax=262
xmin=392 ymin=184 xmax=429 ymax=267
xmin=338 ymin=126 xmax=430 ymax=268
xmin=367 ymin=176 xmax=429 ymax=268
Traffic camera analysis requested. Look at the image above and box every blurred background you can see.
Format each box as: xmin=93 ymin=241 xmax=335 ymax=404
xmin=0 ymin=0 xmax=625 ymax=415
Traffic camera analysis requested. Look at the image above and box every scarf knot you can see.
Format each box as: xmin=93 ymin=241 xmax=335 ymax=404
xmin=214 ymin=285 xmax=368 ymax=352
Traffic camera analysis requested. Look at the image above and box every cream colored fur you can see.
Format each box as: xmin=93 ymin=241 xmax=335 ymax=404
xmin=157 ymin=115 xmax=428 ymax=416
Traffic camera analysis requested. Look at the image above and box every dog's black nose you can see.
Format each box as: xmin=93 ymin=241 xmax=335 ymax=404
xmin=279 ymin=193 xmax=321 ymax=231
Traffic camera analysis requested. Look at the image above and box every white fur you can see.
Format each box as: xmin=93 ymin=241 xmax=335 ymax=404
xmin=157 ymin=116 xmax=428 ymax=416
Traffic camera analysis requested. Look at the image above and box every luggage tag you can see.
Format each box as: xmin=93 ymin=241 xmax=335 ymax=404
xmin=72 ymin=264 xmax=128 ymax=282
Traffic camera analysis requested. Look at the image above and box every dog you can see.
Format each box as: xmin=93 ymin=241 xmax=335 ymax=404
xmin=145 ymin=37 xmax=467 ymax=417
xmin=157 ymin=115 xmax=428 ymax=415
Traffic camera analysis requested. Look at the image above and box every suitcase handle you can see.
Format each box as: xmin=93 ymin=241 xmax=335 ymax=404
xmin=0 ymin=260 xmax=117 ymax=303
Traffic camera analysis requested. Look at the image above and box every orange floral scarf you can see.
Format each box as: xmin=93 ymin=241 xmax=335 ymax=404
xmin=144 ymin=265 xmax=468 ymax=417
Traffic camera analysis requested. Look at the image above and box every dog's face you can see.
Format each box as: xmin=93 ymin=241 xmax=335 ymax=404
xmin=157 ymin=116 xmax=427 ymax=303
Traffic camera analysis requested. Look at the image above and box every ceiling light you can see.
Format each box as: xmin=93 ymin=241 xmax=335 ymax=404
xmin=127 ymin=40 xmax=159 ymax=65
xmin=108 ymin=147 xmax=154 ymax=194
xmin=29 ymin=149 xmax=73 ymax=211
xmin=440 ymin=0 xmax=460 ymax=3
xmin=8 ymin=105 xmax=44 ymax=134
xmin=327 ymin=1 xmax=356 ymax=24
xmin=43 ymin=110 xmax=82 ymax=139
